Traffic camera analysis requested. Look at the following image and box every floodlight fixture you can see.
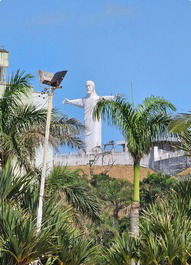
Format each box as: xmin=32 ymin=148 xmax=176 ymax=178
xmin=38 ymin=70 xmax=67 ymax=88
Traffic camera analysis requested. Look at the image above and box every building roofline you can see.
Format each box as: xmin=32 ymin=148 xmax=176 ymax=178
xmin=0 ymin=49 xmax=9 ymax=53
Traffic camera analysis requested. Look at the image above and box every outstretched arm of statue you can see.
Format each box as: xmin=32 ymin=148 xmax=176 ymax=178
xmin=62 ymin=98 xmax=84 ymax=108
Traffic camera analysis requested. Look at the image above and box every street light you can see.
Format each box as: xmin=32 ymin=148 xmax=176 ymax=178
xmin=37 ymin=69 xmax=67 ymax=233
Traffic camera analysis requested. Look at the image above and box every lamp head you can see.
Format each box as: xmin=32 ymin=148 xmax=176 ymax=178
xmin=38 ymin=70 xmax=67 ymax=88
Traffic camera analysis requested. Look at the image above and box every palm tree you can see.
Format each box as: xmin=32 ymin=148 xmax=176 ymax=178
xmin=0 ymin=70 xmax=84 ymax=169
xmin=94 ymin=96 xmax=176 ymax=236
xmin=103 ymin=181 xmax=191 ymax=265
xmin=0 ymin=161 xmax=98 ymax=265
xmin=47 ymin=166 xmax=100 ymax=222
xmin=140 ymin=185 xmax=191 ymax=265
xmin=102 ymin=233 xmax=139 ymax=265
xmin=49 ymin=232 xmax=97 ymax=265
xmin=0 ymin=201 xmax=56 ymax=265
xmin=0 ymin=160 xmax=35 ymax=207
xmin=169 ymin=112 xmax=191 ymax=156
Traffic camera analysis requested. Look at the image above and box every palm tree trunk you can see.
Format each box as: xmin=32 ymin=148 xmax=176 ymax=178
xmin=130 ymin=159 xmax=140 ymax=265
xmin=130 ymin=159 xmax=140 ymax=235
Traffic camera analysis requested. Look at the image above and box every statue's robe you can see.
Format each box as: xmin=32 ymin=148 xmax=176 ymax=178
xmin=65 ymin=93 xmax=114 ymax=153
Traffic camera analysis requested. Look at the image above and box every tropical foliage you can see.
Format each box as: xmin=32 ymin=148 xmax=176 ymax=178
xmin=140 ymin=173 xmax=177 ymax=208
xmin=0 ymin=70 xmax=84 ymax=170
xmin=2 ymin=69 xmax=191 ymax=264
xmin=1 ymin=154 xmax=191 ymax=264
xmin=94 ymin=95 xmax=176 ymax=235
xmin=0 ymin=162 xmax=99 ymax=265
xmin=91 ymin=174 xmax=132 ymax=220
xmin=169 ymin=112 xmax=191 ymax=156
xmin=102 ymin=181 xmax=191 ymax=265
xmin=89 ymin=174 xmax=132 ymax=248
xmin=47 ymin=166 xmax=100 ymax=222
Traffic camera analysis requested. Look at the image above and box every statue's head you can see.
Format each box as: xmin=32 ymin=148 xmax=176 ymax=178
xmin=86 ymin=80 xmax=96 ymax=96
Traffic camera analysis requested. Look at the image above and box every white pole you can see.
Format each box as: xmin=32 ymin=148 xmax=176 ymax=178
xmin=36 ymin=88 xmax=53 ymax=233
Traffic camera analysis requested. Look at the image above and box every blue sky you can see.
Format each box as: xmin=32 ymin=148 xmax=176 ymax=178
xmin=1 ymin=0 xmax=191 ymax=151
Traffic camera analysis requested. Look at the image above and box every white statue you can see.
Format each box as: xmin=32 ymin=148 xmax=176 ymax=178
xmin=63 ymin=80 xmax=114 ymax=153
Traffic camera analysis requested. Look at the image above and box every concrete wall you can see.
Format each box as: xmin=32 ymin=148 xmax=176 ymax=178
xmin=153 ymin=146 xmax=184 ymax=161
xmin=54 ymin=150 xmax=152 ymax=168
xmin=152 ymin=156 xmax=191 ymax=175
xmin=54 ymin=146 xmax=190 ymax=176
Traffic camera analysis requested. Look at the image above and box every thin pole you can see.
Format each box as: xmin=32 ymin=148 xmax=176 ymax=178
xmin=36 ymin=87 xmax=53 ymax=233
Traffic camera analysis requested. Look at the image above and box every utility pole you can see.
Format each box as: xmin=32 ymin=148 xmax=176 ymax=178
xmin=36 ymin=87 xmax=53 ymax=233
xmin=36 ymin=70 xmax=67 ymax=233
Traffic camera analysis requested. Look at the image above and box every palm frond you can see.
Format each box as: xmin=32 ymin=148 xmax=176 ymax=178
xmin=0 ymin=201 xmax=55 ymax=265
xmin=0 ymin=70 xmax=84 ymax=168
xmin=94 ymin=96 xmax=175 ymax=161
xmin=94 ymin=96 xmax=136 ymax=130
xmin=140 ymin=180 xmax=191 ymax=264
xmin=0 ymin=160 xmax=33 ymax=202
xmin=139 ymin=96 xmax=176 ymax=117
xmin=62 ymin=185 xmax=100 ymax=221
xmin=6 ymin=104 xmax=47 ymax=134
xmin=174 ymin=131 xmax=191 ymax=156
xmin=0 ymin=70 xmax=33 ymax=119
xmin=53 ymin=233 xmax=97 ymax=265
xmin=48 ymin=166 xmax=100 ymax=221
xmin=103 ymin=233 xmax=139 ymax=265
xmin=169 ymin=112 xmax=191 ymax=133
xmin=50 ymin=114 xmax=84 ymax=150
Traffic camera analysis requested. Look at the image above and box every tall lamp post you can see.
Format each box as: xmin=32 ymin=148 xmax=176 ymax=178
xmin=37 ymin=70 xmax=67 ymax=233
